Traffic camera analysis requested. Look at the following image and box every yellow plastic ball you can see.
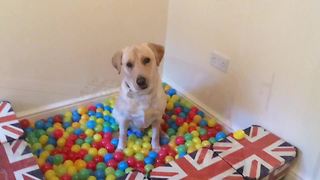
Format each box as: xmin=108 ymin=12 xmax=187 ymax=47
xmin=71 ymin=145 xmax=81 ymax=152
xmin=81 ymin=143 xmax=91 ymax=150
xmin=72 ymin=122 xmax=81 ymax=129
xmin=106 ymin=174 xmax=116 ymax=180
xmin=88 ymin=176 xmax=97 ymax=180
xmin=233 ymin=130 xmax=246 ymax=140
xmin=57 ymin=138 xmax=66 ymax=147
xmin=85 ymin=129 xmax=94 ymax=137
xmin=124 ymin=147 xmax=134 ymax=157
xmin=65 ymin=111 xmax=72 ymax=118
xmin=44 ymin=144 xmax=55 ymax=151
xmin=98 ymin=148 xmax=108 ymax=156
xmin=88 ymin=148 xmax=98 ymax=156
xmin=66 ymin=127 xmax=74 ymax=134
xmin=207 ymin=118 xmax=217 ymax=127
xmin=127 ymin=141 xmax=134 ymax=148
xmin=67 ymin=166 xmax=77 ymax=176
xmin=93 ymin=134 xmax=102 ymax=142
xmin=192 ymin=137 xmax=201 ymax=144
xmin=187 ymin=145 xmax=197 ymax=154
xmin=45 ymin=170 xmax=56 ymax=179
xmin=142 ymin=142 xmax=151 ymax=150
xmin=166 ymin=101 xmax=174 ymax=110
xmin=132 ymin=144 xmax=141 ymax=153
xmin=37 ymin=158 xmax=46 ymax=166
xmin=171 ymin=95 xmax=179 ymax=102
xmin=78 ymin=106 xmax=88 ymax=115
xmin=165 ymin=156 xmax=174 ymax=164
xmin=96 ymin=108 xmax=103 ymax=113
xmin=39 ymin=135 xmax=49 ymax=145
xmin=64 ymin=160 xmax=74 ymax=167
xmin=53 ymin=123 xmax=62 ymax=129
xmin=40 ymin=151 xmax=50 ymax=159
xmin=195 ymin=143 xmax=203 ymax=150
xmin=141 ymin=148 xmax=149 ymax=156
xmin=96 ymin=118 xmax=104 ymax=124
xmin=202 ymin=140 xmax=211 ymax=147
xmin=79 ymin=119 xmax=87 ymax=125
xmin=74 ymin=159 xmax=86 ymax=170
xmin=171 ymin=115 xmax=177 ymax=120
xmin=191 ymin=131 xmax=200 ymax=137
xmin=142 ymin=136 xmax=151 ymax=142
xmin=164 ymin=85 xmax=171 ymax=92
xmin=81 ymin=114 xmax=89 ymax=121
xmin=193 ymin=115 xmax=202 ymax=124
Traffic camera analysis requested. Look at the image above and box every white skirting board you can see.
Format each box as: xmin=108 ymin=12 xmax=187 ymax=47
xmin=16 ymin=79 xmax=301 ymax=180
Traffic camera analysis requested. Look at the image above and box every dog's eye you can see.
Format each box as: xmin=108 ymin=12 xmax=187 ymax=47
xmin=126 ymin=62 xmax=133 ymax=68
xmin=142 ymin=57 xmax=150 ymax=65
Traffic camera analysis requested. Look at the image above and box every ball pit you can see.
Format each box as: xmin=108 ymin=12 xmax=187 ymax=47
xmin=23 ymin=83 xmax=227 ymax=179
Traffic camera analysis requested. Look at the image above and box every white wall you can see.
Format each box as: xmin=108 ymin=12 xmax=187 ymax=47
xmin=0 ymin=0 xmax=168 ymax=113
xmin=163 ymin=0 xmax=320 ymax=179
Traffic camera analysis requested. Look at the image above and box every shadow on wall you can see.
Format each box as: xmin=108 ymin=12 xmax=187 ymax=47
xmin=163 ymin=56 xmax=265 ymax=129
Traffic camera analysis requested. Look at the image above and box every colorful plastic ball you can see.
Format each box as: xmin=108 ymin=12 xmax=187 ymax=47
xmin=53 ymin=154 xmax=64 ymax=165
xmin=165 ymin=156 xmax=174 ymax=164
xmin=86 ymin=120 xmax=96 ymax=129
xmin=145 ymin=164 xmax=154 ymax=172
xmin=123 ymin=147 xmax=134 ymax=157
xmin=134 ymin=152 xmax=145 ymax=161
xmin=111 ymin=138 xmax=119 ymax=147
xmin=118 ymin=161 xmax=128 ymax=171
xmin=160 ymin=136 xmax=170 ymax=145
xmin=96 ymin=162 xmax=106 ymax=171
xmin=67 ymin=166 xmax=77 ymax=176
xmin=35 ymin=120 xmax=45 ymax=129
xmin=104 ymin=153 xmax=113 ymax=163
xmin=53 ymin=129 xmax=64 ymax=139
xmin=115 ymin=169 xmax=125 ymax=178
xmin=74 ymin=159 xmax=87 ymax=170
xmin=113 ymin=151 xmax=125 ymax=162
xmin=39 ymin=135 xmax=49 ymax=145
xmin=94 ymin=169 xmax=105 ymax=179
xmin=107 ymin=159 xmax=118 ymax=169
xmin=20 ymin=119 xmax=30 ymax=128
xmin=79 ymin=168 xmax=91 ymax=179
xmin=144 ymin=157 xmax=154 ymax=164
xmin=45 ymin=169 xmax=56 ymax=179
xmin=84 ymin=154 xmax=94 ymax=162
xmin=97 ymin=148 xmax=107 ymax=157
xmin=88 ymin=148 xmax=98 ymax=156
xmin=106 ymin=174 xmax=116 ymax=180
xmin=32 ymin=143 xmax=42 ymax=152
xmin=55 ymin=164 xmax=67 ymax=177
xmin=87 ymin=161 xmax=96 ymax=170
xmin=233 ymin=130 xmax=245 ymax=140
xmin=60 ymin=174 xmax=72 ymax=180
xmin=167 ymin=88 xmax=176 ymax=96
xmin=93 ymin=134 xmax=102 ymax=142
xmin=105 ymin=143 xmax=115 ymax=153
xmin=175 ymin=136 xmax=185 ymax=145
xmin=215 ymin=131 xmax=227 ymax=141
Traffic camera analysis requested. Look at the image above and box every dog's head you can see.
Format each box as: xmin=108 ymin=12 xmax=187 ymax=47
xmin=112 ymin=43 xmax=164 ymax=93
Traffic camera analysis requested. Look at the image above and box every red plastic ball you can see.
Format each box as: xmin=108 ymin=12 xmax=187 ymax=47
xmin=78 ymin=149 xmax=88 ymax=158
xmin=174 ymin=107 xmax=182 ymax=115
xmin=19 ymin=119 xmax=30 ymax=128
xmin=135 ymin=160 xmax=145 ymax=168
xmin=190 ymin=106 xmax=198 ymax=113
xmin=188 ymin=111 xmax=197 ymax=120
xmin=214 ymin=124 xmax=223 ymax=131
xmin=161 ymin=123 xmax=169 ymax=132
xmin=113 ymin=151 xmax=125 ymax=162
xmin=155 ymin=158 xmax=165 ymax=166
xmin=188 ymin=126 xmax=197 ymax=133
xmin=175 ymin=117 xmax=184 ymax=126
xmin=168 ymin=149 xmax=177 ymax=157
xmin=107 ymin=159 xmax=118 ymax=169
xmin=103 ymin=133 xmax=112 ymax=141
xmin=186 ymin=118 xmax=193 ymax=123
xmin=127 ymin=157 xmax=136 ymax=167
xmin=200 ymin=134 xmax=209 ymax=141
xmin=93 ymin=155 xmax=104 ymax=163
xmin=92 ymin=142 xmax=102 ymax=149
xmin=158 ymin=150 xmax=168 ymax=159
xmin=175 ymin=136 xmax=185 ymax=145
xmin=60 ymin=174 xmax=72 ymax=180
xmin=162 ymin=114 xmax=170 ymax=121
xmin=101 ymin=139 xmax=110 ymax=147
xmin=105 ymin=143 xmax=115 ymax=153
xmin=88 ymin=105 xmax=96 ymax=112
xmin=79 ymin=133 xmax=86 ymax=140
xmin=207 ymin=128 xmax=217 ymax=137
xmin=68 ymin=134 xmax=78 ymax=141
xmin=53 ymin=129 xmax=64 ymax=139
xmin=53 ymin=115 xmax=63 ymax=123
xmin=41 ymin=163 xmax=53 ymax=172
xmin=87 ymin=161 xmax=96 ymax=170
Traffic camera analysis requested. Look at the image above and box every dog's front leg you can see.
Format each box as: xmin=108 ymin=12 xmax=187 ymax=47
xmin=151 ymin=121 xmax=161 ymax=151
xmin=117 ymin=119 xmax=128 ymax=151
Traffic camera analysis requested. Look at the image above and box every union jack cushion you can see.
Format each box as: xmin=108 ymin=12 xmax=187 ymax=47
xmin=119 ymin=171 xmax=146 ymax=180
xmin=213 ymin=125 xmax=297 ymax=179
xmin=0 ymin=101 xmax=24 ymax=143
xmin=149 ymin=148 xmax=243 ymax=180
xmin=0 ymin=139 xmax=43 ymax=180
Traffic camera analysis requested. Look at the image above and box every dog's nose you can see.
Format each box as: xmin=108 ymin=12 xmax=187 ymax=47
xmin=136 ymin=76 xmax=148 ymax=89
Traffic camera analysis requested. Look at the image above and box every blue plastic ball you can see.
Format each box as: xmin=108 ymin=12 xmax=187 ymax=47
xmin=74 ymin=128 xmax=83 ymax=135
xmin=47 ymin=117 xmax=54 ymax=124
xmin=215 ymin=131 xmax=226 ymax=141
xmin=148 ymin=151 xmax=158 ymax=159
xmin=197 ymin=111 xmax=205 ymax=117
xmin=168 ymin=88 xmax=177 ymax=96
xmin=72 ymin=113 xmax=81 ymax=122
xmin=103 ymin=126 xmax=113 ymax=133
xmin=47 ymin=137 xmax=56 ymax=145
xmin=88 ymin=111 xmax=96 ymax=116
xmin=160 ymin=136 xmax=170 ymax=145
xmin=104 ymin=106 xmax=113 ymax=112
xmin=144 ymin=157 xmax=154 ymax=164
xmin=111 ymin=138 xmax=119 ymax=147
xmin=95 ymin=169 xmax=105 ymax=179
xmin=63 ymin=122 xmax=71 ymax=128
xmin=135 ymin=130 xmax=143 ymax=138
xmin=104 ymin=153 xmax=113 ymax=163
xmin=199 ymin=119 xmax=208 ymax=127
xmin=96 ymin=112 xmax=103 ymax=118
xmin=95 ymin=103 xmax=104 ymax=109
xmin=35 ymin=120 xmax=45 ymax=129
xmin=118 ymin=161 xmax=128 ymax=171
xmin=87 ymin=120 xmax=97 ymax=129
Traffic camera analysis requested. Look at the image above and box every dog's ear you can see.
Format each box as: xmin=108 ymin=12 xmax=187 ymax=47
xmin=147 ymin=43 xmax=164 ymax=66
xmin=112 ymin=50 xmax=123 ymax=74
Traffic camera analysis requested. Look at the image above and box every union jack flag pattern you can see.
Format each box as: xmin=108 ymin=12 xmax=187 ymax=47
xmin=149 ymin=148 xmax=243 ymax=180
xmin=0 ymin=139 xmax=43 ymax=180
xmin=119 ymin=171 xmax=146 ymax=180
xmin=213 ymin=125 xmax=297 ymax=180
xmin=0 ymin=101 xmax=24 ymax=143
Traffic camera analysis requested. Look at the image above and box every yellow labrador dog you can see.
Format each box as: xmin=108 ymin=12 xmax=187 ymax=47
xmin=111 ymin=43 xmax=166 ymax=151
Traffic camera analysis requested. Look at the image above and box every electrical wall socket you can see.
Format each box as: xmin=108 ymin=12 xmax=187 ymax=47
xmin=210 ymin=51 xmax=230 ymax=73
